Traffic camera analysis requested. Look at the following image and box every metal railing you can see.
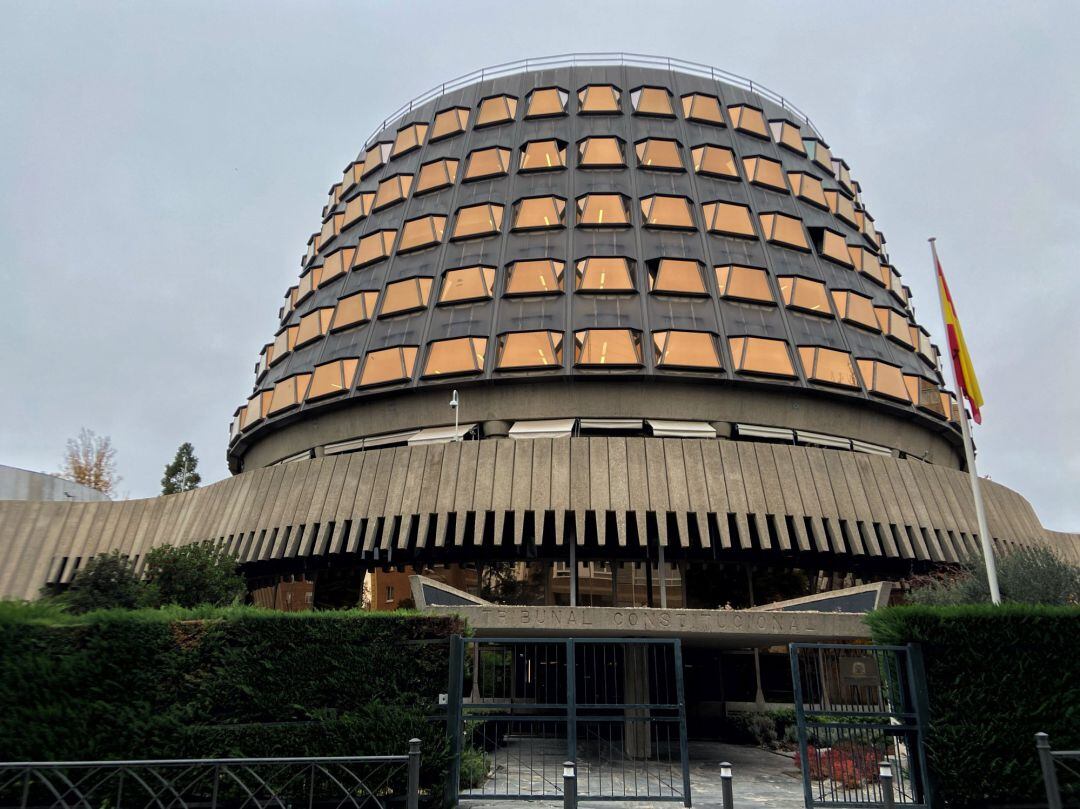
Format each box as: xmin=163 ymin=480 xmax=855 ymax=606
xmin=359 ymin=52 xmax=819 ymax=153
xmin=0 ymin=740 xmax=421 ymax=809
xmin=1036 ymin=732 xmax=1080 ymax=809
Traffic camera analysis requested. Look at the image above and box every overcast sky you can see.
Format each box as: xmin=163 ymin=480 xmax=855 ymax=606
xmin=2 ymin=1 xmax=1077 ymax=530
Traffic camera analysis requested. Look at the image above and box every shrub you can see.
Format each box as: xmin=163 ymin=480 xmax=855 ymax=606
xmin=906 ymin=546 xmax=1080 ymax=606
xmin=57 ymin=550 xmax=147 ymax=613
xmin=141 ymin=543 xmax=246 ymax=608
xmin=867 ymin=604 xmax=1080 ymax=807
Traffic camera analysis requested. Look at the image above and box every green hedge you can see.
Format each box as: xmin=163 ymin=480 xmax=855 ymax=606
xmin=0 ymin=603 xmax=463 ymax=800
xmin=867 ymin=604 xmax=1080 ymax=808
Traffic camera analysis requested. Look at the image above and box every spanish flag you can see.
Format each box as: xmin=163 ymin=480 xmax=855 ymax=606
xmin=933 ymin=243 xmax=984 ymax=424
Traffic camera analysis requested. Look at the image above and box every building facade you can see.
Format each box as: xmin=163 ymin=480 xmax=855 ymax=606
xmin=0 ymin=56 xmax=1076 ymax=609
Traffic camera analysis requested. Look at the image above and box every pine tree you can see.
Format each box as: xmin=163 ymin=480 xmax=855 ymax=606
xmin=161 ymin=442 xmax=201 ymax=495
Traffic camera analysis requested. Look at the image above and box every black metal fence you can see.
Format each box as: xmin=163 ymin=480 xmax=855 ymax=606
xmin=1036 ymin=732 xmax=1080 ymax=809
xmin=0 ymin=741 xmax=421 ymax=809
xmin=448 ymin=637 xmax=690 ymax=805
xmin=789 ymin=643 xmax=931 ymax=809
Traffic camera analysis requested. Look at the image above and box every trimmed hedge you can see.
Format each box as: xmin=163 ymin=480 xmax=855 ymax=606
xmin=0 ymin=604 xmax=463 ymax=798
xmin=867 ymin=604 xmax=1080 ymax=808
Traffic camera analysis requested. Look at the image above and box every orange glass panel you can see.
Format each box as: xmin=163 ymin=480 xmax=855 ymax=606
xmin=243 ymin=391 xmax=272 ymax=428
xmin=452 ymin=203 xmax=503 ymax=240
xmin=640 ymin=195 xmax=695 ymax=229
xmin=268 ymin=373 xmax=311 ymax=415
xmin=440 ymin=266 xmax=496 ymax=304
xmin=875 ymin=307 xmax=915 ymax=347
xmin=635 ymin=139 xmax=683 ymax=170
xmin=830 ymin=291 xmax=879 ymax=331
xmin=520 ymin=140 xmax=567 ymax=171
xmin=833 ymin=160 xmax=853 ymax=193
xmin=343 ymin=192 xmax=374 ymax=226
xmin=526 ymin=87 xmax=567 ymax=118
xmin=271 ymin=325 xmax=299 ymax=363
xmin=849 ymin=246 xmax=886 ymax=285
xmin=362 ymin=142 xmax=390 ymax=177
xmin=632 ymin=86 xmax=674 ymax=116
xmin=391 ymin=123 xmax=428 ymax=158
xmin=805 ymin=139 xmax=834 ymax=173
xmin=320 ymin=213 xmax=343 ymax=246
xmin=578 ymin=84 xmax=621 ymax=114
xmin=778 ymin=276 xmax=832 ymax=316
xmin=825 ymin=190 xmax=858 ymax=226
xmin=574 ymin=329 xmax=643 ymax=367
xmin=818 ymin=230 xmax=853 ymax=266
xmin=905 ymin=374 xmax=947 ymax=416
xmin=578 ymin=137 xmax=626 ymax=167
xmin=430 ymin=107 xmax=470 ymax=141
xmin=414 ymin=159 xmax=459 ymax=194
xmin=728 ymin=105 xmax=769 ymax=138
xmin=759 ymin=212 xmax=809 ymax=250
xmin=576 ymin=257 xmax=634 ymax=292
xmin=715 ymin=265 xmax=774 ymax=304
xmin=653 ymin=331 xmax=722 ymax=369
xmin=512 ymin=196 xmax=566 ymax=230
xmin=343 ymin=161 xmax=364 ymax=189
xmin=296 ymin=267 xmax=322 ymax=302
xmin=398 ymin=215 xmax=446 ymax=253
xmin=703 ymin=201 xmax=755 ymax=237
xmin=373 ymin=174 xmax=413 ymax=210
xmin=729 ymin=336 xmax=796 ymax=377
xmin=798 ymin=346 xmax=858 ymax=388
xmin=743 ymin=156 xmax=787 ymax=191
xmin=770 ymin=120 xmax=806 ymax=154
xmin=681 ymin=93 xmax=725 ymax=125
xmin=692 ymin=145 xmax=738 ymax=179
xmin=423 ymin=337 xmax=488 ymax=377
xmin=576 ymin=194 xmax=630 ymax=227
xmin=359 ymin=346 xmax=418 ymax=387
xmin=506 ymin=259 xmax=565 ymax=296
xmin=464 ymin=146 xmax=512 ymax=180
xmin=788 ymin=172 xmax=827 ymax=208
xmin=320 ymin=247 xmax=355 ymax=286
xmin=307 ymin=358 xmax=359 ymax=400
xmin=332 ymin=291 xmax=379 ymax=331
xmin=857 ymin=359 xmax=911 ymax=402
xmin=650 ymin=259 xmax=706 ymax=295
xmin=295 ymin=307 xmax=335 ymax=347
xmin=496 ymin=331 xmax=563 ymax=369
xmin=380 ymin=277 xmax=433 ymax=317
xmin=475 ymin=95 xmax=518 ymax=127
xmin=355 ymin=230 xmax=397 ymax=267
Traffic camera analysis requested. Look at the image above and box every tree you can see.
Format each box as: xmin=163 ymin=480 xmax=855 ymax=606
xmin=141 ymin=543 xmax=246 ymax=608
xmin=161 ymin=442 xmax=201 ymax=495
xmin=61 ymin=551 xmax=146 ymax=613
xmin=906 ymin=545 xmax=1080 ymax=606
xmin=60 ymin=428 xmax=120 ymax=497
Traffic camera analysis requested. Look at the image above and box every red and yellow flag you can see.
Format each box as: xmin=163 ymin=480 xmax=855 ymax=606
xmin=934 ymin=249 xmax=984 ymax=423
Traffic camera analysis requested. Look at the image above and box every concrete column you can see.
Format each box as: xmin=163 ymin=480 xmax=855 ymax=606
xmin=482 ymin=420 xmax=512 ymax=439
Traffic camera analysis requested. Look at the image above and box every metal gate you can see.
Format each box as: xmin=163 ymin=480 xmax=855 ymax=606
xmin=447 ymin=636 xmax=690 ymax=805
xmin=789 ymin=643 xmax=931 ymax=809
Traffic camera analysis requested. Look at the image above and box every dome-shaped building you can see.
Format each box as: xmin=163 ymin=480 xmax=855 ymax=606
xmin=2 ymin=56 xmax=1075 ymax=611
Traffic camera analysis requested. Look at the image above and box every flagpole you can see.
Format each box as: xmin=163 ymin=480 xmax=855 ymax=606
xmin=929 ymin=237 xmax=1001 ymax=604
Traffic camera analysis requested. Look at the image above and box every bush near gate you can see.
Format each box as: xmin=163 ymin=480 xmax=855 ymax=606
xmin=0 ymin=603 xmax=463 ymax=802
xmin=867 ymin=604 xmax=1080 ymax=808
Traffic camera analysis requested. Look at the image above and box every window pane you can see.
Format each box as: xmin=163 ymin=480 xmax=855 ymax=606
xmin=415 ymin=158 xmax=459 ymax=195
xmin=268 ymin=373 xmax=311 ymax=415
xmin=359 ymin=346 xmax=418 ymax=387
xmin=631 ymin=86 xmax=674 ymax=116
xmin=496 ymin=331 xmax=563 ymax=369
xmin=355 ymin=230 xmax=396 ymax=267
xmin=380 ymin=277 xmax=433 ymax=317
xmin=520 ymin=139 xmax=567 ymax=171
xmin=830 ymin=290 xmax=879 ymax=331
xmin=296 ymin=307 xmax=335 ymax=346
xmin=743 ymin=156 xmax=787 ymax=191
xmin=770 ymin=120 xmax=806 ymax=154
xmin=526 ymin=87 xmax=567 ymax=118
xmin=576 ymin=257 xmax=635 ymax=292
xmin=692 ymin=145 xmax=738 ymax=179
xmin=703 ymin=201 xmax=755 ymax=237
xmin=391 ymin=123 xmax=428 ymax=158
xmin=805 ymin=139 xmax=834 ymax=173
xmin=825 ymin=190 xmax=858 ymax=226
xmin=635 ymin=138 xmax=683 ymax=170
xmin=243 ymin=391 xmax=270 ymax=428
xmin=759 ymin=212 xmax=809 ymax=250
xmin=373 ymin=174 xmax=413 ymax=210
xmin=320 ymin=247 xmax=355 ymax=286
xmin=778 ymin=276 xmax=832 ymax=316
xmin=849 ymin=246 xmax=887 ymax=286
xmin=332 ymin=291 xmax=379 ymax=331
xmin=681 ymin=94 xmax=724 ymax=125
xmin=729 ymin=336 xmax=796 ymax=377
xmin=650 ymin=259 xmax=706 ymax=295
xmin=430 ymin=107 xmax=470 ymax=141
xmin=728 ymin=105 xmax=769 ymax=138
xmin=857 ymin=359 xmax=910 ymax=402
xmin=653 ymin=330 xmax=722 ymax=369
xmin=307 ymin=358 xmax=359 ymax=400
xmin=424 ymin=337 xmax=487 ymax=377
xmin=452 ymin=203 xmax=503 ymax=240
xmin=362 ymin=142 xmax=390 ymax=177
xmin=640 ymin=195 xmax=695 ymax=229
xmin=574 ymin=329 xmax=643 ymax=366
xmin=905 ymin=374 xmax=946 ymax=416
xmin=506 ymin=259 xmax=565 ymax=296
xmin=464 ymin=147 xmax=511 ymax=180
xmin=816 ymin=229 xmax=853 ymax=266
xmin=398 ymin=215 xmax=446 ymax=253
xmin=271 ymin=326 xmax=298 ymax=362
xmin=440 ymin=266 xmax=496 ymax=304
xmin=798 ymin=346 xmax=858 ymax=388
xmin=788 ymin=172 xmax=827 ymax=208
xmin=578 ymin=84 xmax=621 ymax=114
xmin=715 ymin=265 xmax=774 ymax=304
xmin=512 ymin=196 xmax=566 ymax=230
xmin=576 ymin=194 xmax=630 ymax=227
xmin=476 ymin=95 xmax=518 ymax=127
xmin=578 ymin=137 xmax=626 ymax=167
xmin=875 ymin=307 xmax=914 ymax=347
xmin=344 ymin=192 xmax=374 ymax=226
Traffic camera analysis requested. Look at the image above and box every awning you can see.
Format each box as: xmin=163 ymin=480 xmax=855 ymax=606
xmin=509 ymin=418 xmax=577 ymax=439
xmin=579 ymin=418 xmax=644 ymax=431
xmin=408 ymin=424 xmax=477 ymax=446
xmin=735 ymin=423 xmax=794 ymax=442
xmin=647 ymin=419 xmax=716 ymax=439
xmin=796 ymin=430 xmax=851 ymax=450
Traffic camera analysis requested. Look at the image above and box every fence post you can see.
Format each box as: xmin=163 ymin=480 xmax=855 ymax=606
xmin=719 ymin=762 xmax=733 ymax=809
xmin=446 ymin=635 xmax=465 ymax=808
xmin=563 ymin=761 xmax=577 ymax=809
xmin=879 ymin=761 xmax=895 ymax=809
xmin=407 ymin=738 xmax=422 ymax=809
xmin=1035 ymin=733 xmax=1063 ymax=809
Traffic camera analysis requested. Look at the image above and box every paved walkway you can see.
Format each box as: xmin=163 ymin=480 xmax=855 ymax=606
xmin=460 ymin=742 xmax=805 ymax=809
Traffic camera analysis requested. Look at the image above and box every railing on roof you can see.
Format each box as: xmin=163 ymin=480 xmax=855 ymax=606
xmin=360 ymin=52 xmax=819 ymax=153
